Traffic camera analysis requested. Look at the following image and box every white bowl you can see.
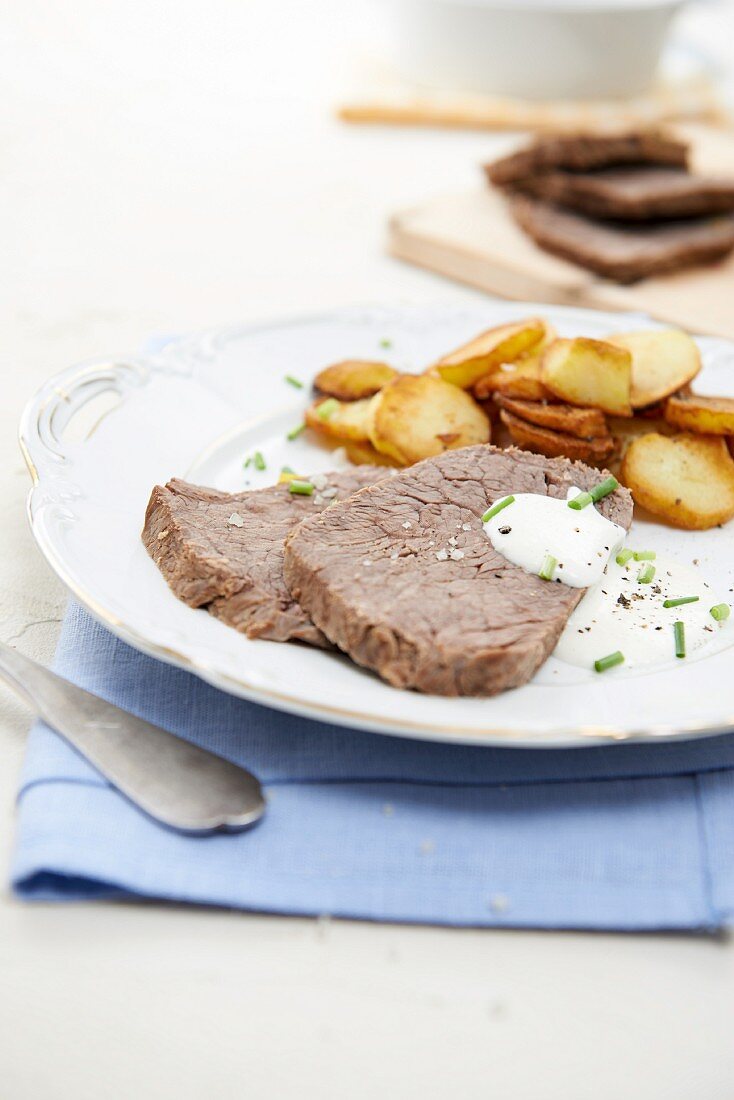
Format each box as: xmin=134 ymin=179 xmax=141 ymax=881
xmin=386 ymin=0 xmax=683 ymax=100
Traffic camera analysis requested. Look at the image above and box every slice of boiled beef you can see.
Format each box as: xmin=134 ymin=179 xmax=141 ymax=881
xmin=283 ymin=445 xmax=633 ymax=696
xmin=143 ymin=468 xmax=386 ymax=647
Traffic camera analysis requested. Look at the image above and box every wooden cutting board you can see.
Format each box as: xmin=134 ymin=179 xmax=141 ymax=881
xmin=388 ymin=125 xmax=734 ymax=338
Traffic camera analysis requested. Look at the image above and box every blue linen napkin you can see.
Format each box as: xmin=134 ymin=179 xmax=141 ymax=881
xmin=11 ymin=602 xmax=734 ymax=929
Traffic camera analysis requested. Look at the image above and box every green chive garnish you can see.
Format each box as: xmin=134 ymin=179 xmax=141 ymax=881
xmin=591 ymin=475 xmax=618 ymax=501
xmin=663 ymin=596 xmax=699 ymax=608
xmin=281 ymin=465 xmax=295 ymax=474
xmin=710 ymin=603 xmax=730 ymax=622
xmin=674 ymin=621 xmax=686 ymax=659
xmin=539 ymin=554 xmax=557 ymax=582
xmin=243 ymin=456 xmax=252 ymax=469
xmin=288 ymin=480 xmax=314 ymax=496
xmin=633 ymin=550 xmax=656 ymax=561
xmin=569 ymin=476 xmax=618 ymax=510
xmin=568 ymin=491 xmax=593 ymax=511
xmin=287 ymin=422 xmax=306 ymax=441
xmin=284 ymin=375 xmax=303 ymax=389
xmin=482 ymin=495 xmax=515 ymax=523
xmin=594 ymin=651 xmax=624 ymax=673
xmin=637 ymin=563 xmax=656 ymax=584
xmin=253 ymin=451 xmax=266 ymax=471
xmin=616 ymin=549 xmax=634 ymax=566
xmin=317 ymin=398 xmax=340 ymax=421
xmin=379 ymin=338 xmax=392 ymax=349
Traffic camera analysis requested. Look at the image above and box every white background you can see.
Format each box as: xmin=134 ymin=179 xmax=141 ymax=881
xmin=2 ymin=1 xmax=734 ymax=1096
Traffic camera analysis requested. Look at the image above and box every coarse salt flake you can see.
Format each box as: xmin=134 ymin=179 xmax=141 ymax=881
xmin=435 ymin=549 xmax=448 ymax=561
xmin=227 ymin=513 xmax=244 ymax=527
xmin=449 ymin=549 xmax=465 ymax=561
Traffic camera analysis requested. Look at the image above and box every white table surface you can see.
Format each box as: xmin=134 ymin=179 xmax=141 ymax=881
xmin=2 ymin=2 xmax=734 ymax=1096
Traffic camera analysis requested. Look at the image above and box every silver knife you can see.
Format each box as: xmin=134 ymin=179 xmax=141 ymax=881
xmin=0 ymin=640 xmax=266 ymax=834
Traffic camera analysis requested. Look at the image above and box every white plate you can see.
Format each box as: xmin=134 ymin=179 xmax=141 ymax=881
xmin=20 ymin=302 xmax=734 ymax=747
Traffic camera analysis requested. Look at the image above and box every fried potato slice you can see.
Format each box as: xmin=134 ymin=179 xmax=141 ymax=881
xmin=343 ymin=439 xmax=402 ymax=467
xmin=608 ymin=329 xmax=701 ymax=409
xmin=474 ymin=360 xmax=549 ymax=401
xmin=500 ymin=410 xmax=615 ymax=463
xmin=541 ymin=337 xmax=632 ymax=417
xmin=368 ymin=374 xmax=490 ymax=465
xmin=620 ymin=432 xmax=734 ymax=530
xmin=314 ymin=360 xmax=398 ymax=401
xmin=305 ymin=396 xmax=373 ymax=442
xmin=494 ymin=394 xmax=607 ymax=440
xmin=664 ymin=392 xmax=734 ymax=436
xmin=433 ymin=318 xmax=548 ymax=389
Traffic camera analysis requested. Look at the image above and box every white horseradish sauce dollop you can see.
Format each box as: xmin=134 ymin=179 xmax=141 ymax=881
xmin=483 ymin=488 xmax=626 ymax=588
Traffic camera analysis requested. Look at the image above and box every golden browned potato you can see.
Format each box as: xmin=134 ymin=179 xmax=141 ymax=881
xmin=314 ymin=360 xmax=398 ymax=401
xmin=541 ymin=337 xmax=632 ymax=417
xmin=368 ymin=374 xmax=490 ymax=465
xmin=474 ymin=360 xmax=548 ymax=401
xmin=664 ymin=392 xmax=734 ymax=436
xmin=620 ymin=432 xmax=734 ymax=530
xmin=494 ymin=394 xmax=607 ymax=440
xmin=608 ymin=329 xmax=701 ymax=409
xmin=343 ymin=439 xmax=401 ymax=467
xmin=305 ymin=396 xmax=373 ymax=442
xmin=500 ymin=410 xmax=615 ymax=464
xmin=432 ymin=318 xmax=548 ymax=389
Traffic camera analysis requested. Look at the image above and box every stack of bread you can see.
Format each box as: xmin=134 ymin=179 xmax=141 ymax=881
xmin=485 ymin=131 xmax=734 ymax=283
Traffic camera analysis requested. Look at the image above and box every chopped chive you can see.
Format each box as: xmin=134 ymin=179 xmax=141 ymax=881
xmin=594 ymin=650 xmax=624 ymax=673
xmin=568 ymin=491 xmax=593 ymax=511
xmin=284 ymin=375 xmax=303 ymax=389
xmin=286 ymin=422 xmax=306 ymax=441
xmin=482 ymin=495 xmax=515 ymax=523
xmin=710 ymin=603 xmax=730 ymax=622
xmin=288 ymin=480 xmax=314 ymax=496
xmin=633 ymin=550 xmax=656 ymax=561
xmin=379 ymin=338 xmax=392 ymax=349
xmin=616 ymin=549 xmax=634 ymax=566
xmin=281 ymin=465 xmax=295 ymax=474
xmin=674 ymin=621 xmax=686 ymax=659
xmin=570 ymin=476 xmax=619 ymax=510
xmin=637 ymin=563 xmax=656 ymax=584
xmin=253 ymin=451 xmax=266 ymax=471
xmin=243 ymin=456 xmax=252 ymax=469
xmin=663 ymin=596 xmax=699 ymax=608
xmin=590 ymin=475 xmax=618 ymax=502
xmin=317 ymin=398 xmax=340 ymax=421
xmin=538 ymin=553 xmax=557 ymax=582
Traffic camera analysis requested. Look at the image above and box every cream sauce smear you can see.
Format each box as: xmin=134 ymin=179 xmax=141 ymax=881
xmin=555 ymin=554 xmax=722 ymax=669
xmin=483 ymin=489 xmax=730 ymax=672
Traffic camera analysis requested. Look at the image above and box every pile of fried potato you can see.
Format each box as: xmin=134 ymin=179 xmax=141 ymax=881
xmin=304 ymin=319 xmax=734 ymax=530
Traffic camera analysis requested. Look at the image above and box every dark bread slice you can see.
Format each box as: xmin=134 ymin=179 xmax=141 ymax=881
xmin=509 ymin=193 xmax=734 ymax=283
xmin=516 ymin=166 xmax=734 ymax=221
xmin=486 ymin=132 xmax=688 ymax=187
